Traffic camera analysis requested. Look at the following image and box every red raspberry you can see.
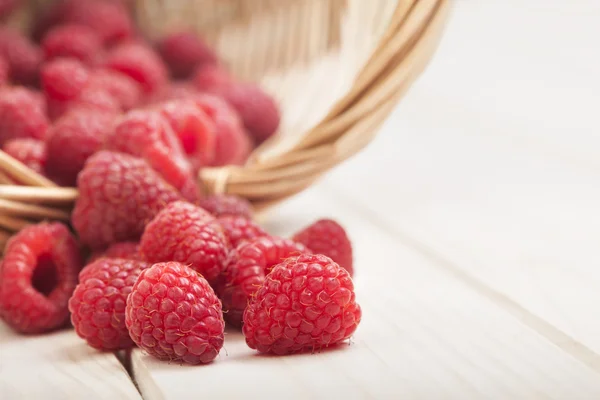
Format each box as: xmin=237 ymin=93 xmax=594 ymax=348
xmin=139 ymin=201 xmax=228 ymax=284
xmin=243 ymin=254 xmax=361 ymax=355
xmin=0 ymin=0 xmax=19 ymax=19
xmin=125 ymin=262 xmax=225 ymax=365
xmin=0 ymin=222 xmax=83 ymax=333
xmin=0 ymin=55 xmax=8 ymax=86
xmin=105 ymin=109 xmax=184 ymax=159
xmin=199 ymin=194 xmax=253 ymax=218
xmin=43 ymin=0 xmax=133 ymax=45
xmin=157 ymin=99 xmax=216 ymax=165
xmin=42 ymin=24 xmax=103 ymax=64
xmin=218 ymin=83 xmax=280 ymax=144
xmin=88 ymin=241 xmax=141 ymax=263
xmin=72 ymin=151 xmax=182 ymax=250
xmin=41 ymin=58 xmax=90 ymax=102
xmin=193 ymin=94 xmax=252 ymax=166
xmin=142 ymin=143 xmax=200 ymax=202
xmin=2 ymin=138 xmax=47 ymax=175
xmin=105 ymin=43 xmax=168 ymax=94
xmin=0 ymin=28 xmax=41 ymax=85
xmin=0 ymin=87 xmax=49 ymax=145
xmin=217 ymin=215 xmax=268 ymax=248
xmin=147 ymin=82 xmax=200 ymax=105
xmin=193 ymin=64 xmax=232 ymax=92
xmin=219 ymin=236 xmax=308 ymax=327
xmin=47 ymin=86 xmax=120 ymax=121
xmin=158 ymin=31 xmax=218 ymax=79
xmin=292 ymin=219 xmax=354 ymax=276
xmin=69 ymin=258 xmax=149 ymax=350
xmin=45 ymin=109 xmax=116 ymax=186
xmin=87 ymin=69 xmax=141 ymax=111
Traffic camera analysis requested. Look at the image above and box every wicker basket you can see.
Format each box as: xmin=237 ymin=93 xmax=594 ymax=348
xmin=0 ymin=0 xmax=449 ymax=245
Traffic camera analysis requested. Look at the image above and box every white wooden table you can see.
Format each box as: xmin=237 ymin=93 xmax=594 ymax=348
xmin=3 ymin=1 xmax=600 ymax=398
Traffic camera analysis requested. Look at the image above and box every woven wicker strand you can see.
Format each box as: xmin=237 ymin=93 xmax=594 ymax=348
xmin=0 ymin=0 xmax=450 ymax=231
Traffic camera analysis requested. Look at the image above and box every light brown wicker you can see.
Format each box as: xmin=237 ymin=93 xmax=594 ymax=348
xmin=0 ymin=0 xmax=450 ymax=246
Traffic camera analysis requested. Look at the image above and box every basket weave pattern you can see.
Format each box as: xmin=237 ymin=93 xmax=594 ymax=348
xmin=0 ymin=0 xmax=449 ymax=244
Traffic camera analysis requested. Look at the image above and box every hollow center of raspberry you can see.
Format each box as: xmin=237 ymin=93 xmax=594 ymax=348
xmin=32 ymin=253 xmax=59 ymax=296
xmin=180 ymin=130 xmax=199 ymax=155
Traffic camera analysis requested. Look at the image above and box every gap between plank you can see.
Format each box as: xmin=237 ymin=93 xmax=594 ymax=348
xmin=323 ymin=186 xmax=600 ymax=375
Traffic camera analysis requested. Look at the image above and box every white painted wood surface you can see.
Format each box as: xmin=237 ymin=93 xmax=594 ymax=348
xmin=3 ymin=1 xmax=600 ymax=399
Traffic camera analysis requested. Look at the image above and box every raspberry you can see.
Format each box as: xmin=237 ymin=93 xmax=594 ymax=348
xmin=217 ymin=215 xmax=268 ymax=248
xmin=105 ymin=43 xmax=168 ymax=94
xmin=42 ymin=24 xmax=103 ymax=64
xmin=0 ymin=222 xmax=83 ymax=333
xmin=193 ymin=64 xmax=231 ymax=92
xmin=125 ymin=262 xmax=225 ymax=365
xmin=219 ymin=236 xmax=307 ymax=327
xmin=243 ymin=254 xmax=361 ymax=355
xmin=139 ymin=201 xmax=228 ymax=284
xmin=157 ymin=99 xmax=216 ymax=165
xmin=88 ymin=241 xmax=141 ymax=263
xmin=43 ymin=0 xmax=133 ymax=45
xmin=87 ymin=69 xmax=141 ymax=111
xmin=45 ymin=109 xmax=116 ymax=186
xmin=47 ymin=86 xmax=120 ymax=121
xmin=0 ymin=0 xmax=19 ymax=19
xmin=199 ymin=194 xmax=253 ymax=218
xmin=218 ymin=83 xmax=280 ymax=144
xmin=292 ymin=219 xmax=354 ymax=276
xmin=142 ymin=143 xmax=200 ymax=202
xmin=158 ymin=31 xmax=218 ymax=79
xmin=0 ymin=87 xmax=49 ymax=145
xmin=105 ymin=109 xmax=184 ymax=159
xmin=0 ymin=55 xmax=8 ymax=86
xmin=0 ymin=28 xmax=41 ymax=85
xmin=41 ymin=58 xmax=90 ymax=101
xmin=72 ymin=151 xmax=182 ymax=250
xmin=194 ymin=94 xmax=252 ymax=166
xmin=69 ymin=258 xmax=149 ymax=350
xmin=147 ymin=82 xmax=200 ymax=105
xmin=2 ymin=138 xmax=47 ymax=174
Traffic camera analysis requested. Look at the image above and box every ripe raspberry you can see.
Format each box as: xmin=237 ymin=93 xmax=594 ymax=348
xmin=140 ymin=201 xmax=228 ymax=284
xmin=0 ymin=55 xmax=8 ymax=86
xmin=217 ymin=215 xmax=268 ymax=248
xmin=193 ymin=94 xmax=252 ymax=166
xmin=87 ymin=69 xmax=141 ymax=111
xmin=157 ymin=100 xmax=216 ymax=165
xmin=218 ymin=83 xmax=280 ymax=144
xmin=42 ymin=24 xmax=103 ymax=64
xmin=158 ymin=31 xmax=218 ymax=79
xmin=69 ymin=258 xmax=149 ymax=350
xmin=41 ymin=58 xmax=90 ymax=102
xmin=105 ymin=109 xmax=184 ymax=159
xmin=199 ymin=194 xmax=253 ymax=218
xmin=193 ymin=64 xmax=231 ymax=92
xmin=88 ymin=241 xmax=141 ymax=263
xmin=0 ymin=87 xmax=49 ymax=145
xmin=125 ymin=262 xmax=225 ymax=365
xmin=0 ymin=28 xmax=41 ymax=85
xmin=105 ymin=43 xmax=168 ymax=94
xmin=72 ymin=151 xmax=182 ymax=250
xmin=40 ymin=0 xmax=133 ymax=45
xmin=0 ymin=0 xmax=19 ymax=19
xmin=243 ymin=254 xmax=361 ymax=355
xmin=292 ymin=219 xmax=354 ymax=276
xmin=147 ymin=82 xmax=200 ymax=105
xmin=0 ymin=222 xmax=83 ymax=333
xmin=47 ymin=86 xmax=120 ymax=121
xmin=45 ymin=109 xmax=116 ymax=186
xmin=219 ymin=236 xmax=307 ymax=327
xmin=2 ymin=138 xmax=47 ymax=174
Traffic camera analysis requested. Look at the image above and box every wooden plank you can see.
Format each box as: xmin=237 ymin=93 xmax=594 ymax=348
xmin=131 ymin=188 xmax=600 ymax=399
xmin=0 ymin=324 xmax=141 ymax=400
xmin=323 ymin=72 xmax=600 ymax=360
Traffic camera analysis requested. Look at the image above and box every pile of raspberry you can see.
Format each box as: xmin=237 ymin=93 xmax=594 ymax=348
xmin=0 ymin=0 xmax=280 ymax=187
xmin=0 ymin=0 xmax=361 ymax=366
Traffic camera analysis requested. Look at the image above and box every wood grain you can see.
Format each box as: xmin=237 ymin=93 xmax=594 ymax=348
xmin=0 ymin=324 xmax=141 ymax=399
